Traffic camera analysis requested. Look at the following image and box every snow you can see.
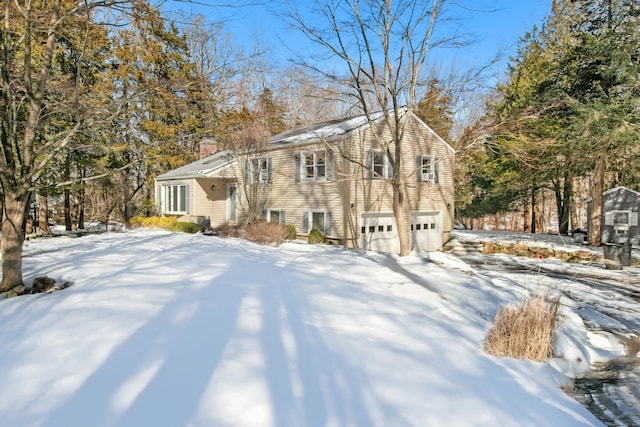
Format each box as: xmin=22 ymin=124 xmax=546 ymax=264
xmin=1 ymin=229 xmax=633 ymax=426
xmin=273 ymin=111 xmax=386 ymax=145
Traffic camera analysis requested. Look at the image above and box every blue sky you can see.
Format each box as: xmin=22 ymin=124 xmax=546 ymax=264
xmin=170 ymin=0 xmax=552 ymax=81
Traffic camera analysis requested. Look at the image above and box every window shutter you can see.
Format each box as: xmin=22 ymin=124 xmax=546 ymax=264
xmin=302 ymin=212 xmax=309 ymax=233
xmin=262 ymin=209 xmax=267 ymax=220
xmin=416 ymin=155 xmax=423 ymax=182
xmin=295 ymin=154 xmax=301 ymax=182
xmin=326 ymin=149 xmax=334 ymax=181
xmin=280 ymin=210 xmax=286 ymax=225
xmin=434 ymin=157 xmax=440 ymax=184
xmin=366 ymin=150 xmax=373 ymax=179
xmin=386 ymin=154 xmax=394 ymax=179
xmin=604 ymin=211 xmax=613 ymax=226
xmin=185 ymin=184 xmax=190 ymax=214
xmin=325 ymin=211 xmax=332 ymax=235
xmin=266 ymin=157 xmax=273 ymax=183
xmin=160 ymin=185 xmax=166 ymax=212
xmin=630 ymin=211 xmax=638 ymax=226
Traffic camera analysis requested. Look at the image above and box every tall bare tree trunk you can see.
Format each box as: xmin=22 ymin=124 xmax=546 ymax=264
xmin=38 ymin=193 xmax=50 ymax=234
xmin=589 ymin=153 xmax=605 ymax=246
xmin=1 ymin=195 xmax=27 ymax=291
xmin=523 ymin=197 xmax=532 ymax=233
xmin=393 ymin=182 xmax=410 ymax=256
xmin=530 ymin=187 xmax=537 ymax=233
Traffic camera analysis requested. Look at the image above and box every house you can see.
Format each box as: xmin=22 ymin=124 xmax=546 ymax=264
xmin=586 ymin=186 xmax=640 ymax=245
xmin=154 ymin=110 xmax=455 ymax=253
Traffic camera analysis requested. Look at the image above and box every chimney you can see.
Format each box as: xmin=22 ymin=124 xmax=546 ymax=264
xmin=199 ymin=139 xmax=217 ymax=159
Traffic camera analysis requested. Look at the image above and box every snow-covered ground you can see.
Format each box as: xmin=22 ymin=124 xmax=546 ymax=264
xmin=1 ymin=229 xmax=637 ymax=427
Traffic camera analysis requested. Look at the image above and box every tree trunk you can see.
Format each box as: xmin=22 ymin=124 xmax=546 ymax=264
xmin=393 ymin=182 xmax=410 ymax=256
xmin=38 ymin=193 xmax=51 ymax=234
xmin=530 ymin=187 xmax=537 ymax=234
xmin=589 ymin=153 xmax=605 ymax=246
xmin=553 ymin=174 xmax=572 ymax=235
xmin=64 ymin=188 xmax=73 ymax=231
xmin=78 ymin=169 xmax=85 ymax=230
xmin=560 ymin=173 xmax=572 ymax=234
xmin=523 ymin=197 xmax=531 ymax=233
xmin=1 ymin=195 xmax=27 ymax=291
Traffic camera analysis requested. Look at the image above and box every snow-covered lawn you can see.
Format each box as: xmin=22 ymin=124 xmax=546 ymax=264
xmin=0 ymin=229 xmax=625 ymax=426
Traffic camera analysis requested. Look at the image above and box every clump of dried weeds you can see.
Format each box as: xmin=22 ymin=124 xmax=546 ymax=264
xmin=484 ymin=293 xmax=560 ymax=362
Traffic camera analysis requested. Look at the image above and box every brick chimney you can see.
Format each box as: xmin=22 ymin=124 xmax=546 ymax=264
xmin=199 ymin=139 xmax=217 ymax=159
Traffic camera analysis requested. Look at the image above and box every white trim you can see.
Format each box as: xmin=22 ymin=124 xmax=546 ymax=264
xmin=612 ymin=210 xmax=631 ymax=228
xmin=409 ymin=112 xmax=455 ymax=153
xmin=161 ymin=182 xmax=188 ymax=215
xmin=419 ymin=154 xmax=436 ymax=182
xmin=266 ymin=208 xmax=285 ymax=225
xmin=300 ymin=149 xmax=327 ymax=181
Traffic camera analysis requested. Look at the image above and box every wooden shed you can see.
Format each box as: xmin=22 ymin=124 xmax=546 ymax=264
xmin=586 ymin=186 xmax=640 ymax=245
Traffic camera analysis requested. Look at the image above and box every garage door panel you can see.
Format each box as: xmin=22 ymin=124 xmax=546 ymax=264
xmin=411 ymin=211 xmax=442 ymax=252
xmin=361 ymin=213 xmax=399 ymax=254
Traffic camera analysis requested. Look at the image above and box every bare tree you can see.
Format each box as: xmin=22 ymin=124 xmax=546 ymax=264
xmin=0 ymin=0 xmax=130 ymax=291
xmin=284 ymin=0 xmax=462 ymax=255
xmin=225 ymin=122 xmax=272 ymax=223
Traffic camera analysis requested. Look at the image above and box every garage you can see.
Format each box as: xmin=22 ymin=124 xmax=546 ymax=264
xmin=361 ymin=212 xmax=399 ymax=253
xmin=411 ymin=210 xmax=442 ymax=252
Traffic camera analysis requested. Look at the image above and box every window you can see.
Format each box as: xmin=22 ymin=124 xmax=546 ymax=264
xmin=613 ymin=211 xmax=630 ymax=226
xmin=303 ymin=210 xmax=332 ymax=235
xmin=246 ymin=157 xmax=271 ymax=184
xmin=418 ymin=155 xmax=436 ymax=182
xmin=162 ymin=183 xmax=187 ymax=214
xmin=605 ymin=209 xmax=637 ymax=228
xmin=312 ymin=211 xmax=325 ymax=231
xmin=368 ymin=149 xmax=392 ymax=179
xmin=301 ymin=150 xmax=327 ymax=181
xmin=266 ymin=209 xmax=285 ymax=225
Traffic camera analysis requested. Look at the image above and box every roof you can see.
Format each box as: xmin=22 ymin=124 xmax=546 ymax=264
xmin=584 ymin=186 xmax=640 ymax=203
xmin=270 ymin=111 xmax=387 ymax=146
xmin=156 ymin=150 xmax=236 ymax=181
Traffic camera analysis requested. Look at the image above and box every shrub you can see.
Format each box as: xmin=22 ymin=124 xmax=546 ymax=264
xmin=484 ymin=293 xmax=560 ymax=362
xmin=285 ymin=224 xmax=297 ymax=240
xmin=244 ymin=221 xmax=288 ymax=245
xmin=307 ymin=228 xmax=324 ymax=244
xmin=172 ymin=221 xmax=200 ymax=234
xmin=129 ymin=216 xmax=177 ymax=230
xmin=214 ymin=223 xmax=241 ymax=238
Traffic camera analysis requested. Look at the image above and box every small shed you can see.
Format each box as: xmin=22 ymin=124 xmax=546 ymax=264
xmin=586 ymin=186 xmax=640 ymax=245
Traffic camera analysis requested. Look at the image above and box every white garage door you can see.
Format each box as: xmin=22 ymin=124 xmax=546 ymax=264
xmin=411 ymin=211 xmax=442 ymax=252
xmin=361 ymin=212 xmax=399 ymax=254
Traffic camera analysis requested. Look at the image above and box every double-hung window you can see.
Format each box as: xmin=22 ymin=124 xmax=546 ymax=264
xmin=613 ymin=211 xmax=630 ymax=226
xmin=246 ymin=157 xmax=271 ymax=184
xmin=266 ymin=209 xmax=285 ymax=225
xmin=301 ymin=150 xmax=326 ymax=181
xmin=418 ymin=154 xmax=436 ymax=183
xmin=368 ymin=149 xmax=391 ymax=179
xmin=302 ymin=209 xmax=332 ymax=235
xmin=162 ymin=183 xmax=188 ymax=214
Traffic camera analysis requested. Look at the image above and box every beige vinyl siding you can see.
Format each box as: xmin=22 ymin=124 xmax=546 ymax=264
xmin=236 ymin=147 xmax=345 ymax=239
xmin=193 ymin=178 xmax=228 ymax=227
xmin=155 ymin=112 xmax=454 ymax=248
xmin=225 ymin=114 xmax=454 ymax=247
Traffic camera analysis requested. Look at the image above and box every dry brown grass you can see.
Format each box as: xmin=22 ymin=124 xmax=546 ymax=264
xmin=244 ymin=221 xmax=288 ymax=246
xmin=484 ymin=293 xmax=560 ymax=362
xmin=213 ymin=223 xmax=241 ymax=238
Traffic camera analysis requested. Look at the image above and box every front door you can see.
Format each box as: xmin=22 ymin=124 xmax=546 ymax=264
xmin=227 ymin=183 xmax=238 ymax=223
